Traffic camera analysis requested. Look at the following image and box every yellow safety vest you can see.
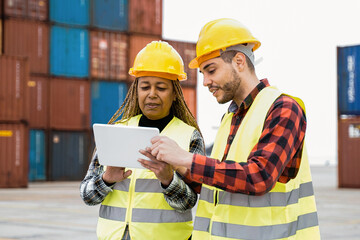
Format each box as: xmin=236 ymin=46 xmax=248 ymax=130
xmin=193 ymin=86 xmax=320 ymax=240
xmin=97 ymin=115 xmax=196 ymax=240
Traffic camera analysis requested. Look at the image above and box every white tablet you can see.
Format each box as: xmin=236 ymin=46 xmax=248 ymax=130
xmin=93 ymin=123 xmax=159 ymax=169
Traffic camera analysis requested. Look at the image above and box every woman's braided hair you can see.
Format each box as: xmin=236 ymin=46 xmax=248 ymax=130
xmin=107 ymin=78 xmax=201 ymax=134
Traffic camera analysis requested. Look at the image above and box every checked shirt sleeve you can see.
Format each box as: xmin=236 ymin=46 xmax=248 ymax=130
xmin=162 ymin=129 xmax=205 ymax=212
xmin=190 ymin=96 xmax=306 ymax=196
xmin=80 ymin=151 xmax=114 ymax=206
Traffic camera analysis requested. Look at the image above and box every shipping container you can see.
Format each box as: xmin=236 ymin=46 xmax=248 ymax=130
xmin=49 ymin=0 xmax=89 ymax=26
xmin=28 ymin=0 xmax=48 ymax=21
xmin=3 ymin=0 xmax=47 ymax=20
xmin=29 ymin=129 xmax=46 ymax=181
xmin=90 ymin=30 xmax=128 ymax=80
xmin=4 ymin=19 xmax=49 ymax=74
xmin=91 ymin=0 xmax=128 ymax=31
xmin=28 ymin=75 xmax=49 ymax=128
xmin=49 ymin=78 xmax=90 ymax=130
xmin=338 ymin=116 xmax=360 ymax=188
xmin=50 ymin=25 xmax=89 ymax=78
xmin=129 ymin=0 xmax=162 ymax=36
xmin=337 ymin=45 xmax=360 ymax=115
xmin=3 ymin=0 xmax=26 ymax=18
xmin=91 ymin=81 xmax=128 ymax=125
xmin=166 ymin=40 xmax=197 ymax=87
xmin=0 ymin=55 xmax=29 ymax=122
xmin=0 ymin=123 xmax=29 ymax=188
xmin=49 ymin=130 xmax=89 ymax=181
xmin=182 ymin=87 xmax=197 ymax=119
xmin=128 ymin=34 xmax=160 ymax=80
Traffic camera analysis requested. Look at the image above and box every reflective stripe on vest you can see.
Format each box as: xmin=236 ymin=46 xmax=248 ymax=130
xmin=97 ymin=115 xmax=195 ymax=240
xmin=192 ymin=86 xmax=320 ymax=240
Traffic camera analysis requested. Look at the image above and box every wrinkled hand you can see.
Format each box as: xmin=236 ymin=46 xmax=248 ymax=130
xmin=148 ymin=136 xmax=193 ymax=169
xmin=102 ymin=166 xmax=132 ymax=185
xmin=138 ymin=149 xmax=174 ymax=186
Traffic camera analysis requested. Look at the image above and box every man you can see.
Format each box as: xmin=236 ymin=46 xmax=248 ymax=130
xmin=140 ymin=18 xmax=320 ymax=239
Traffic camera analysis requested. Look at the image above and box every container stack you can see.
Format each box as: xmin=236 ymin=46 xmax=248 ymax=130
xmin=337 ymin=45 xmax=360 ymax=188
xmin=0 ymin=0 xmax=198 ymax=184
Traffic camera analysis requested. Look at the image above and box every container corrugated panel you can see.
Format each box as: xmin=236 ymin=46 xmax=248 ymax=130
xmin=0 ymin=55 xmax=29 ymax=122
xmin=49 ymin=131 xmax=89 ymax=181
xmin=129 ymin=0 xmax=162 ymax=36
xmin=4 ymin=19 xmax=49 ymax=74
xmin=29 ymin=129 xmax=46 ymax=181
xmin=338 ymin=116 xmax=360 ymax=188
xmin=0 ymin=19 xmax=2 ymax=54
xmin=49 ymin=78 xmax=90 ymax=130
xmin=128 ymin=34 xmax=160 ymax=80
xmin=166 ymin=40 xmax=197 ymax=87
xmin=50 ymin=25 xmax=89 ymax=78
xmin=28 ymin=75 xmax=49 ymax=128
xmin=91 ymin=81 xmax=128 ymax=125
xmin=3 ymin=0 xmax=47 ymax=20
xmin=49 ymin=0 xmax=89 ymax=26
xmin=337 ymin=45 xmax=360 ymax=115
xmin=90 ymin=30 xmax=128 ymax=80
xmin=91 ymin=0 xmax=128 ymax=31
xmin=4 ymin=0 xmax=27 ymax=18
xmin=182 ymin=87 xmax=197 ymax=119
xmin=28 ymin=0 xmax=48 ymax=21
xmin=0 ymin=123 xmax=29 ymax=188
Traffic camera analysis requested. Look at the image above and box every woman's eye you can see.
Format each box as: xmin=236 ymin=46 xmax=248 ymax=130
xmin=157 ymin=87 xmax=166 ymax=91
xmin=140 ymin=86 xmax=150 ymax=90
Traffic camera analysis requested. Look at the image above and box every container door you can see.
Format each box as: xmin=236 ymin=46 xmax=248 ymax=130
xmin=29 ymin=130 xmax=46 ymax=181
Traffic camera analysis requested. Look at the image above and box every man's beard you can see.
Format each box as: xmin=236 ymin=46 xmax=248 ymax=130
xmin=217 ymin=68 xmax=241 ymax=104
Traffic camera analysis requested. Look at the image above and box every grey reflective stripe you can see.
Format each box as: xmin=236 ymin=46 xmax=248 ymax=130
xmin=199 ymin=187 xmax=214 ymax=203
xmin=113 ymin=179 xmax=130 ymax=191
xmin=99 ymin=205 xmax=126 ymax=221
xmin=218 ymin=181 xmax=314 ymax=207
xmin=193 ymin=216 xmax=210 ymax=232
xmin=132 ymin=208 xmax=192 ymax=223
xmin=211 ymin=211 xmax=319 ymax=239
xmin=135 ymin=179 xmax=163 ymax=193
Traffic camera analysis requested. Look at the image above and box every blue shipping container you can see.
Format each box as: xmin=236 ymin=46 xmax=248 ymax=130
xmin=49 ymin=131 xmax=89 ymax=181
xmin=50 ymin=0 xmax=90 ymax=26
xmin=50 ymin=26 xmax=89 ymax=78
xmin=29 ymin=130 xmax=46 ymax=181
xmin=91 ymin=81 xmax=128 ymax=125
xmin=91 ymin=0 xmax=128 ymax=31
xmin=338 ymin=45 xmax=360 ymax=115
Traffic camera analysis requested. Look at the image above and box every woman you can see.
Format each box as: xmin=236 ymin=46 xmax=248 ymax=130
xmin=80 ymin=41 xmax=204 ymax=240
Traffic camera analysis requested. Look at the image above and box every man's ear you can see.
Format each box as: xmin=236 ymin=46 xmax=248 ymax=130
xmin=233 ymin=52 xmax=246 ymax=71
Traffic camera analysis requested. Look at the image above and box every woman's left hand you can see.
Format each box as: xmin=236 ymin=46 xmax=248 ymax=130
xmin=139 ymin=149 xmax=174 ymax=187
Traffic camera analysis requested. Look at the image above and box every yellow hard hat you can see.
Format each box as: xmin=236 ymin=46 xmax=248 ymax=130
xmin=189 ymin=18 xmax=261 ymax=69
xmin=129 ymin=41 xmax=187 ymax=81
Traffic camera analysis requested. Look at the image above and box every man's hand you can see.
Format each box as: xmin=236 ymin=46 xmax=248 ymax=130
xmin=145 ymin=136 xmax=194 ymax=169
xmin=102 ymin=166 xmax=132 ymax=185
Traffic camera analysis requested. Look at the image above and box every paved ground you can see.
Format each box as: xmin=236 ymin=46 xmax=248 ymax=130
xmin=0 ymin=166 xmax=359 ymax=239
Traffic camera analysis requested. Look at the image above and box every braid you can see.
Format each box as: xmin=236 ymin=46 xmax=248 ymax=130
xmin=108 ymin=78 xmax=141 ymax=124
xmin=171 ymin=80 xmax=202 ymax=136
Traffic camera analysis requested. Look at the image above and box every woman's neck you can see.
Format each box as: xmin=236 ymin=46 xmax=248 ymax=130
xmin=139 ymin=111 xmax=174 ymax=132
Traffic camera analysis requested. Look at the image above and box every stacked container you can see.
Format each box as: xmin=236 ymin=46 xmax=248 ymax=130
xmin=1 ymin=0 xmax=198 ymax=184
xmin=49 ymin=0 xmax=91 ymax=181
xmin=0 ymin=56 xmax=30 ymax=188
xmin=337 ymin=45 xmax=360 ymax=188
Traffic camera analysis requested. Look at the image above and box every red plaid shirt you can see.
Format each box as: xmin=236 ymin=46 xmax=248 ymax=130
xmin=186 ymin=79 xmax=306 ymax=196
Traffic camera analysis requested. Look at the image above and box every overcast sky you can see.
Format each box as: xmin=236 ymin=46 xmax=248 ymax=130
xmin=162 ymin=0 xmax=360 ymax=165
